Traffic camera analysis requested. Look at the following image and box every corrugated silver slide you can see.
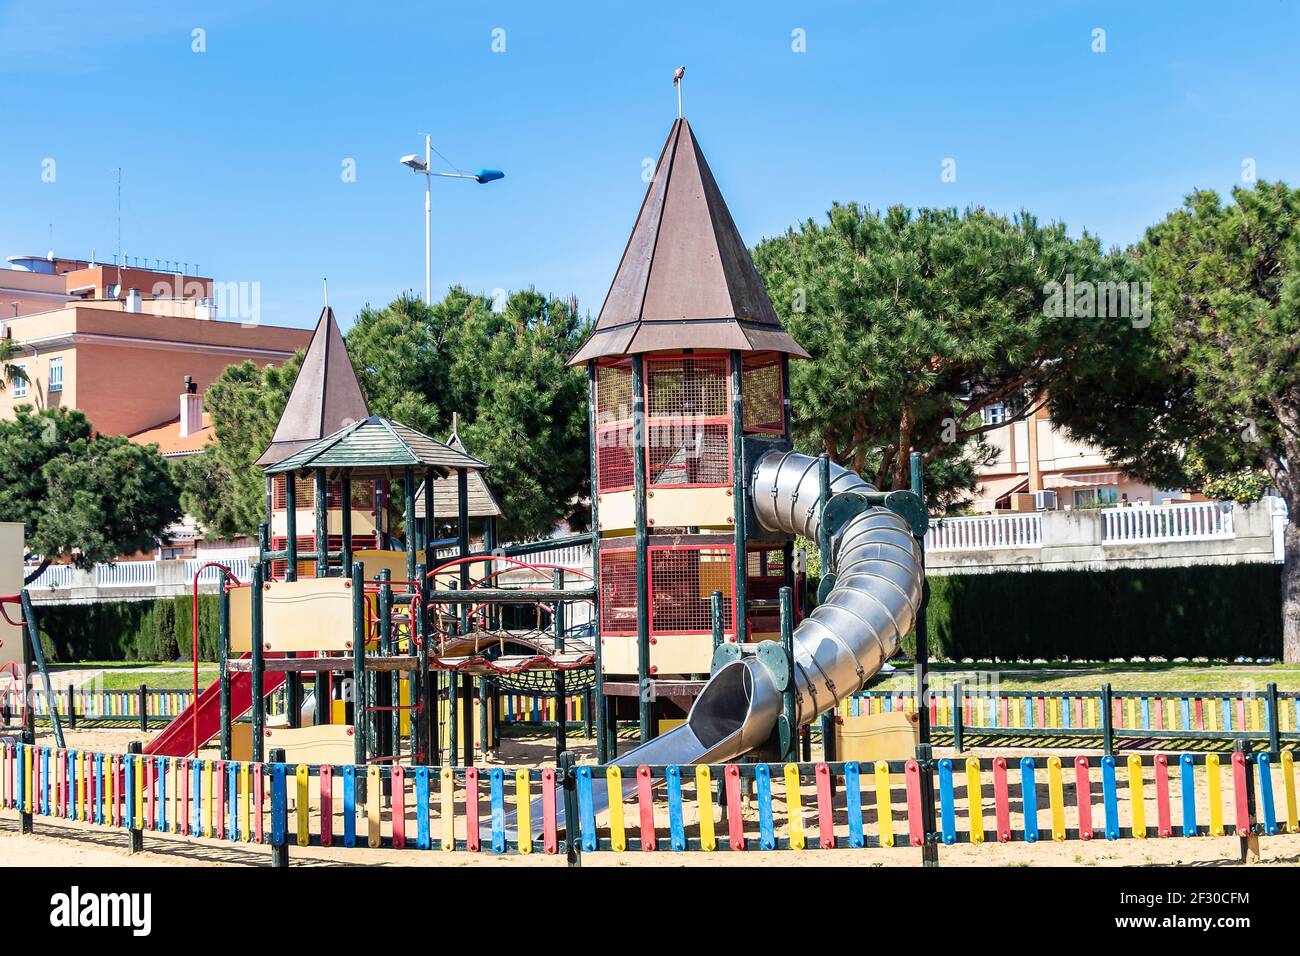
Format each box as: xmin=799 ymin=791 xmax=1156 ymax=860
xmin=497 ymin=450 xmax=924 ymax=835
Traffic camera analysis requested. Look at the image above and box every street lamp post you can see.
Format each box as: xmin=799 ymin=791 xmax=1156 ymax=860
xmin=400 ymin=135 xmax=504 ymax=305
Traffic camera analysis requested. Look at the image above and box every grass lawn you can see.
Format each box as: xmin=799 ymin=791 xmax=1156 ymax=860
xmin=873 ymin=661 xmax=1300 ymax=693
xmin=47 ymin=662 xmax=220 ymax=691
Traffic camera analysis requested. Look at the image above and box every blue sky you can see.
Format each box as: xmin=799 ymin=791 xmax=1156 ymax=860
xmin=3 ymin=0 xmax=1298 ymax=331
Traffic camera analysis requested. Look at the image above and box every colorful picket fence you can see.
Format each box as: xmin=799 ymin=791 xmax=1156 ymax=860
xmin=846 ymin=687 xmax=1300 ymax=746
xmin=497 ymin=693 xmax=587 ymax=726
xmin=2 ymin=741 xmax=1295 ymax=859
xmin=28 ymin=688 xmax=195 ymax=723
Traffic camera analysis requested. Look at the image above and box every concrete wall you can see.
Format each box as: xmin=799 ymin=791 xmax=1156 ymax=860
xmin=927 ymin=499 xmax=1282 ymax=576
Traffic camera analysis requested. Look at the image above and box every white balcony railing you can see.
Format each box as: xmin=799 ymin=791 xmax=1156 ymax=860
xmin=1101 ymin=501 xmax=1234 ymax=544
xmin=24 ymin=564 xmax=75 ymax=589
xmin=926 ymin=513 xmax=1042 ymax=552
xmin=184 ymin=557 xmax=254 ymax=583
xmin=94 ymin=560 xmax=157 ymax=587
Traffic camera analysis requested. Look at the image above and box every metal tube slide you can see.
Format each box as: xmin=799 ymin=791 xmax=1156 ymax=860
xmin=498 ymin=449 xmax=924 ymax=837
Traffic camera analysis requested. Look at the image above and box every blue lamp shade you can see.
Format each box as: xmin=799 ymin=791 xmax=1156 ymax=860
xmin=474 ymin=169 xmax=505 ymax=184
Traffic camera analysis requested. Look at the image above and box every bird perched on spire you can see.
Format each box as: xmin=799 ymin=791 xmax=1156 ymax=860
xmin=673 ymin=65 xmax=685 ymax=117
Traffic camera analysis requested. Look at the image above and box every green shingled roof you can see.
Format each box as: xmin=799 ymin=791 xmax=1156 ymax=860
xmin=263 ymin=416 xmax=488 ymax=479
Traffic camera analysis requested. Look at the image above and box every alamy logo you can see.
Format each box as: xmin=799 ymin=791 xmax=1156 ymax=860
xmin=1043 ymin=276 xmax=1151 ymax=328
xmin=49 ymin=886 xmax=152 ymax=936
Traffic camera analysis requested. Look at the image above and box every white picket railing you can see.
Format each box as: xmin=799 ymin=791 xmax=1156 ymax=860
xmin=185 ymin=556 xmax=254 ymax=583
xmin=1101 ymin=501 xmax=1234 ymax=544
xmin=94 ymin=561 xmax=157 ymax=587
xmin=24 ymin=564 xmax=75 ymax=589
xmin=926 ymin=513 xmax=1042 ymax=552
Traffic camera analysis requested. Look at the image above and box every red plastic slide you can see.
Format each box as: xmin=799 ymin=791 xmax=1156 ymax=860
xmin=143 ymin=653 xmax=287 ymax=756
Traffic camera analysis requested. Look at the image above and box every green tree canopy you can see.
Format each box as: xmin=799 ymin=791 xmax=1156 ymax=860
xmin=0 ymin=406 xmax=181 ymax=581
xmin=173 ymin=353 xmax=303 ymax=540
xmin=752 ymin=203 xmax=1138 ymax=508
xmin=347 ymin=289 xmax=590 ymax=540
xmin=1050 ymin=181 xmax=1300 ymax=661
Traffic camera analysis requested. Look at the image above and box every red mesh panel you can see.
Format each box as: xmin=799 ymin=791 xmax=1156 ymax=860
xmin=649 ymin=546 xmax=734 ymax=635
xmin=596 ymin=359 xmax=633 ymax=424
xmin=648 ymin=421 xmax=730 ymax=486
xmin=646 ymin=355 xmax=728 ymax=418
xmin=742 ymin=354 xmax=784 ymax=434
xmin=269 ymin=533 xmax=378 ymax=578
xmin=596 ymin=423 xmax=635 ymax=492
xmin=599 ymin=549 xmax=638 ymax=634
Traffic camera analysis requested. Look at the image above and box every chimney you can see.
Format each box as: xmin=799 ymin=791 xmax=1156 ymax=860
xmin=125 ymin=287 xmax=142 ymax=312
xmin=179 ymin=376 xmax=203 ymax=437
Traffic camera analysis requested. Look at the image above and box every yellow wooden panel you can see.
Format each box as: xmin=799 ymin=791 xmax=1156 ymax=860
xmin=230 ymin=722 xmax=253 ymax=762
xmin=263 ymin=725 xmax=355 ymax=765
xmin=658 ymin=718 xmax=685 ymax=735
xmin=352 ymin=549 xmax=409 ymax=582
xmin=597 ymin=491 xmax=635 ymax=534
xmin=695 ymin=766 xmax=716 ymax=851
xmin=834 ymin=711 xmax=920 ymax=763
xmin=230 ymin=578 xmax=355 ymax=653
xmin=647 ymin=487 xmax=734 ymax=531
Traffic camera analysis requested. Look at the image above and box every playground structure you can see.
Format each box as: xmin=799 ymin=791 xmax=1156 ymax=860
xmin=2 ymin=112 xmax=1297 ymax=867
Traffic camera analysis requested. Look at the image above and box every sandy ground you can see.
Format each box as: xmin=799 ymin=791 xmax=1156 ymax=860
xmin=4 ymin=726 xmax=1298 ymax=868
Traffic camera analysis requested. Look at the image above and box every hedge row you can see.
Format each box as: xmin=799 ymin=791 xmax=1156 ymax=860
xmin=900 ymin=562 xmax=1283 ymax=661
xmin=36 ymin=594 xmax=222 ymax=663
xmin=31 ymin=563 xmax=1284 ymax=664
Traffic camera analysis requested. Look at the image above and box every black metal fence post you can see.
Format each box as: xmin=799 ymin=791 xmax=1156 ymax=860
xmin=138 ymin=683 xmax=148 ymax=733
xmin=560 ymin=751 xmax=582 ymax=868
xmin=1267 ymin=683 xmax=1280 ymax=758
xmin=1100 ymin=683 xmax=1114 ymax=756
xmin=916 ymin=742 xmax=940 ymax=867
xmin=127 ymin=741 xmax=143 ymax=854
xmin=952 ymin=680 xmax=964 ymax=754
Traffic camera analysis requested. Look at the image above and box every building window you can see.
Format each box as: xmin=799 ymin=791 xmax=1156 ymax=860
xmin=1073 ymin=486 xmax=1119 ymax=508
xmin=11 ymin=364 xmax=27 ymax=398
xmin=48 ymin=357 xmax=63 ymax=393
xmin=982 ymin=403 xmax=1007 ymax=425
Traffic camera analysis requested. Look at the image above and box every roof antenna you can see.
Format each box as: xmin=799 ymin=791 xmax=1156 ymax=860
xmin=322 ymin=277 xmax=329 ymax=309
xmin=451 ymin=410 xmax=459 ymax=436
xmin=673 ymin=65 xmax=685 ymax=119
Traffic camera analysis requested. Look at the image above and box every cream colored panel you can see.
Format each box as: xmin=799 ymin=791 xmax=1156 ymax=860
xmin=600 ymin=634 xmax=639 ymax=675
xmin=229 ymin=578 xmax=355 ymax=653
xmin=597 ymin=491 xmax=635 ymax=533
xmin=647 ymin=487 xmax=734 ymax=530
xmin=600 ymin=632 xmax=714 ymax=676
xmin=271 ymin=508 xmax=376 ymax=538
xmin=264 ymin=725 xmax=355 ymax=764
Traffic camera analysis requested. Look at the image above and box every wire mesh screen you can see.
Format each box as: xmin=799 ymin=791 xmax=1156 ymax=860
xmin=746 ymin=546 xmax=787 ymax=634
xmin=645 ymin=354 xmax=731 ymax=488
xmin=598 ymin=549 xmax=638 ymax=634
xmin=272 ymin=476 xmax=376 ymax=510
xmin=648 ymin=421 xmax=730 ymax=486
xmin=596 ymin=423 xmax=635 ymax=492
xmin=742 ymin=353 xmax=784 ymax=433
xmin=649 ymin=546 xmax=734 ymax=634
xmin=596 ymin=359 xmax=634 ymax=422
xmin=270 ymin=533 xmax=378 ymax=578
xmin=646 ymin=355 xmax=729 ymax=417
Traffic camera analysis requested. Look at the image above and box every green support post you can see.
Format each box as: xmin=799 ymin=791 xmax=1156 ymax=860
xmin=1235 ymin=739 xmax=1260 ymax=863
xmin=19 ymin=591 xmax=63 ymax=749
xmin=378 ymin=569 xmax=394 ymax=762
xmin=139 ymin=683 xmax=148 ymax=733
xmin=478 ymin=677 xmax=489 ymax=760
xmin=404 ymin=466 xmax=417 ymax=587
xmin=423 ymin=471 xmax=436 ymax=572
xmin=553 ymin=568 xmax=567 ymax=764
xmin=448 ymin=660 xmax=459 ymax=768
xmin=219 ymin=583 xmax=231 ymax=759
xmin=351 ymin=561 xmax=366 ymax=770
xmin=457 ymin=467 xmax=470 ymax=630
xmin=1101 ymin=683 xmax=1114 ymax=757
xmin=779 ymin=586 xmax=796 ymax=762
xmin=909 ymin=451 xmax=929 ymax=744
xmin=251 ymin=563 xmax=265 ymax=762
xmin=730 ymin=351 xmax=747 ymax=644
xmin=340 ymin=475 xmax=353 ymax=578
xmin=415 ymin=562 xmax=429 ymax=761
xmin=586 ymin=362 xmax=608 ymax=764
xmin=314 ymin=468 xmax=329 ymax=578
xmin=815 ymin=456 xmax=833 ymax=762
xmin=127 ymin=741 xmax=143 ymax=852
xmin=462 ymin=673 xmax=474 ymax=767
xmin=916 ymin=741 xmax=940 ymax=867
xmin=631 ymin=354 xmax=652 ymax=742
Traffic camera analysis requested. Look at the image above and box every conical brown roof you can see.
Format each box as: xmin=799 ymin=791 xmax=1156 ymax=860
xmin=414 ymin=431 xmax=504 ymax=518
xmin=256 ymin=306 xmax=371 ymax=466
xmin=568 ymin=118 xmax=808 ymax=365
